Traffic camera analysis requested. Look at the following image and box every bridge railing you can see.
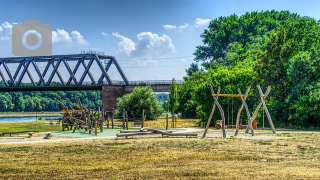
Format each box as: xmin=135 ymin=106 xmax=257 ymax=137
xmin=0 ymin=80 xmax=184 ymax=87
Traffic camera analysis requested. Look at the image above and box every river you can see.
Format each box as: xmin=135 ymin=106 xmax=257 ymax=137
xmin=0 ymin=116 xmax=62 ymax=122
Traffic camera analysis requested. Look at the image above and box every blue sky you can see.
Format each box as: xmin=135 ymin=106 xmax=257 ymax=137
xmin=0 ymin=0 xmax=320 ymax=82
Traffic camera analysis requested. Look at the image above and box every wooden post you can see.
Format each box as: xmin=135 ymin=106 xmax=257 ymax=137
xmin=62 ymin=114 xmax=65 ymax=131
xmin=257 ymin=85 xmax=276 ymax=133
xmin=202 ymin=87 xmax=221 ymax=138
xmin=95 ymin=123 xmax=97 ymax=135
xmin=122 ymin=108 xmax=125 ymax=130
xmin=238 ymin=88 xmax=254 ymax=136
xmin=88 ymin=104 xmax=91 ymax=134
xmin=166 ymin=114 xmax=168 ymax=130
xmin=99 ymin=107 xmax=103 ymax=132
xmin=207 ymin=82 xmax=226 ymax=138
xmin=234 ymin=87 xmax=251 ymax=136
xmin=245 ymin=86 xmax=271 ymax=133
xmin=142 ymin=109 xmax=145 ymax=128
xmin=111 ymin=108 xmax=115 ymax=129
xmin=125 ymin=111 xmax=128 ymax=130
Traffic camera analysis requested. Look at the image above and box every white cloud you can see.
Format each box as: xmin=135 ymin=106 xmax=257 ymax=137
xmin=71 ymin=30 xmax=88 ymax=45
xmin=195 ymin=18 xmax=211 ymax=27
xmin=0 ymin=22 xmax=14 ymax=41
xmin=52 ymin=29 xmax=72 ymax=44
xmin=52 ymin=29 xmax=88 ymax=45
xmin=135 ymin=32 xmax=175 ymax=56
xmin=178 ymin=23 xmax=189 ymax=29
xmin=112 ymin=32 xmax=175 ymax=58
xmin=101 ymin=32 xmax=109 ymax=37
xmin=112 ymin=32 xmax=136 ymax=56
xmin=0 ymin=22 xmax=88 ymax=45
xmin=163 ymin=25 xmax=176 ymax=30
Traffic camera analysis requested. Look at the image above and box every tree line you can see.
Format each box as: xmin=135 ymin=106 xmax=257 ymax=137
xmin=178 ymin=10 xmax=320 ymax=128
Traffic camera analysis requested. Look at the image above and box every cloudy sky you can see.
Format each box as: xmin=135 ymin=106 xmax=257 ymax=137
xmin=0 ymin=0 xmax=320 ymax=83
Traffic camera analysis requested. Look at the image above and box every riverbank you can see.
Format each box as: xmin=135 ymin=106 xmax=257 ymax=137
xmin=0 ymin=112 xmax=61 ymax=118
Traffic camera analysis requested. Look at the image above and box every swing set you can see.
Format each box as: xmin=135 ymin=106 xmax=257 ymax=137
xmin=202 ymin=81 xmax=276 ymax=138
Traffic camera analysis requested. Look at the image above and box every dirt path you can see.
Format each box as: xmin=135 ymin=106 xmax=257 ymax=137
xmin=1 ymin=128 xmax=319 ymax=145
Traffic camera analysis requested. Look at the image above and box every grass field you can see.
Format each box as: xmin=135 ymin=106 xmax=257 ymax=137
xmin=0 ymin=121 xmax=61 ymax=133
xmin=0 ymin=132 xmax=320 ymax=179
xmin=1 ymin=121 xmax=320 ymax=179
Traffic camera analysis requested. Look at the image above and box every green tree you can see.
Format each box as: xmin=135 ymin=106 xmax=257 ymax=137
xmin=116 ymin=86 xmax=162 ymax=120
xmin=168 ymin=78 xmax=179 ymax=127
xmin=194 ymin=10 xmax=299 ymax=69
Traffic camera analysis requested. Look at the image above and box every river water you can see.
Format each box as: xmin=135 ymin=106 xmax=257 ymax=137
xmin=0 ymin=116 xmax=62 ymax=122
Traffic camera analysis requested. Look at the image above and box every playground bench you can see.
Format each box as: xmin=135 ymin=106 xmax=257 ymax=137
xmin=0 ymin=130 xmax=40 ymax=137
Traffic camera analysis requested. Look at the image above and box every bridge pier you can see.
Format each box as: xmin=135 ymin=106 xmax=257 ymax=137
xmin=102 ymin=86 xmax=125 ymax=111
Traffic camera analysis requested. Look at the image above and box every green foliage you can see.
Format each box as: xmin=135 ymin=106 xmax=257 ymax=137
xmin=168 ymin=78 xmax=179 ymax=116
xmin=193 ymin=66 xmax=257 ymax=124
xmin=186 ymin=9 xmax=320 ymax=127
xmin=194 ymin=10 xmax=299 ymax=69
xmin=0 ymin=87 xmax=102 ymax=112
xmin=116 ymin=86 xmax=162 ymax=120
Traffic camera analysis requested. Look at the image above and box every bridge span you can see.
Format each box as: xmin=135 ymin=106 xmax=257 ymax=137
xmin=0 ymin=53 xmax=183 ymax=110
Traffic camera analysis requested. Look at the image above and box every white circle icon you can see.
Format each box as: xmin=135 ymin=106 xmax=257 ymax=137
xmin=22 ymin=30 xmax=42 ymax=50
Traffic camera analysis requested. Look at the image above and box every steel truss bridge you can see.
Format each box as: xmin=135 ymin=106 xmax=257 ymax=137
xmin=0 ymin=53 xmax=183 ymax=91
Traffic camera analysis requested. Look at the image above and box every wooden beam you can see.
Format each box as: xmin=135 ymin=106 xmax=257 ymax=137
xmin=212 ymin=94 xmax=265 ymax=97
xmin=61 ymin=110 xmax=85 ymax=113
xmin=212 ymin=94 xmax=244 ymax=97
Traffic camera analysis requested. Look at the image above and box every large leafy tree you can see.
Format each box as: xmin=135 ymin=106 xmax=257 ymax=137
xmin=116 ymin=86 xmax=162 ymax=120
xmin=194 ymin=10 xmax=299 ymax=69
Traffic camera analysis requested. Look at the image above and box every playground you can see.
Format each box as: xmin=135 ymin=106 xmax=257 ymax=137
xmin=0 ymin=83 xmax=319 ymax=179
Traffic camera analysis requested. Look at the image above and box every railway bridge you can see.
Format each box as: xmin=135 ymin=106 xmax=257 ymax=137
xmin=0 ymin=53 xmax=183 ymax=110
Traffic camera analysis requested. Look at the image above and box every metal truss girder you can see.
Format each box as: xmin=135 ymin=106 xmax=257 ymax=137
xmin=79 ymin=58 xmax=94 ymax=85
xmin=112 ymin=57 xmax=129 ymax=85
xmin=0 ymin=54 xmax=129 ymax=88
xmin=66 ymin=60 xmax=82 ymax=86
xmin=98 ymin=58 xmax=112 ymax=85
xmin=0 ymin=62 xmax=9 ymax=87
xmin=46 ymin=60 xmax=63 ymax=86
xmin=16 ymin=61 xmax=31 ymax=86
xmin=23 ymin=63 xmax=36 ymax=86
xmin=63 ymin=59 xmax=78 ymax=85
xmin=37 ymin=61 xmax=51 ymax=86
xmin=51 ymin=60 xmax=65 ymax=86
xmin=81 ymin=60 xmax=95 ymax=85
xmin=13 ymin=63 xmax=23 ymax=83
xmin=2 ymin=62 xmax=15 ymax=86
xmin=32 ymin=60 xmax=45 ymax=86
xmin=94 ymin=54 xmax=112 ymax=85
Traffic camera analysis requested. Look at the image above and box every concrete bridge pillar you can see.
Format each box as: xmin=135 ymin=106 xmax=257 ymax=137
xmin=102 ymin=86 xmax=125 ymax=111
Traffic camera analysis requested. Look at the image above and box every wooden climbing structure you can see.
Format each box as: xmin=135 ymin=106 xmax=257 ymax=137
xmin=202 ymin=81 xmax=276 ymax=138
xmin=57 ymin=97 xmax=104 ymax=135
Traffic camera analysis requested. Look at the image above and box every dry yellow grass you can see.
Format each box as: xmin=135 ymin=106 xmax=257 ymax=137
xmin=112 ymin=117 xmax=197 ymax=128
xmin=0 ymin=132 xmax=320 ymax=179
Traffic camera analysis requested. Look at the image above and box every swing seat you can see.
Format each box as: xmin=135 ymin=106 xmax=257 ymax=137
xmin=215 ymin=120 xmax=227 ymax=129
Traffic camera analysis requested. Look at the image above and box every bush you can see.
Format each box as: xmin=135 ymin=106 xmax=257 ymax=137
xmin=116 ymin=86 xmax=162 ymax=120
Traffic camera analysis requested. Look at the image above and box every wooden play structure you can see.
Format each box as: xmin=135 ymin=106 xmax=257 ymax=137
xmin=57 ymin=97 xmax=104 ymax=135
xmin=202 ymin=81 xmax=276 ymax=138
xmin=116 ymin=128 xmax=198 ymax=139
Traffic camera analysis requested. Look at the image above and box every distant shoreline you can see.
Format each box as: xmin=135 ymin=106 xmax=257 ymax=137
xmin=0 ymin=112 xmax=61 ymax=118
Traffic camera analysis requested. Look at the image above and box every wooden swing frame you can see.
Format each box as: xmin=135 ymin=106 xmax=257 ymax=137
xmin=202 ymin=81 xmax=276 ymax=138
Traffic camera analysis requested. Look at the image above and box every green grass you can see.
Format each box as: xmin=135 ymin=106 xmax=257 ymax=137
xmin=0 ymin=121 xmax=61 ymax=133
